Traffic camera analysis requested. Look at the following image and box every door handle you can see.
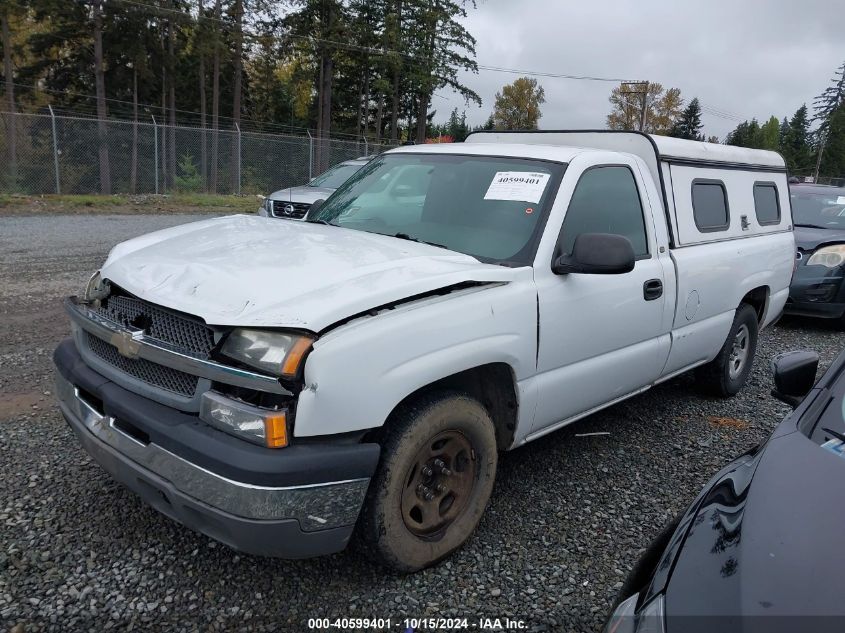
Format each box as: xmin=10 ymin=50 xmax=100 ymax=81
xmin=643 ymin=279 xmax=663 ymax=301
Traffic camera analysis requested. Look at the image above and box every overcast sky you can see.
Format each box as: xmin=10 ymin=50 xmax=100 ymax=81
xmin=434 ymin=0 xmax=843 ymax=139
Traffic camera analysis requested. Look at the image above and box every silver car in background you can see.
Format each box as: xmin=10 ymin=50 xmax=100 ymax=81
xmin=258 ymin=156 xmax=372 ymax=219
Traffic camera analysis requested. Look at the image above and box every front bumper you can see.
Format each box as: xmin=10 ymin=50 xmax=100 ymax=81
xmin=784 ymin=264 xmax=845 ymax=319
xmin=54 ymin=339 xmax=380 ymax=558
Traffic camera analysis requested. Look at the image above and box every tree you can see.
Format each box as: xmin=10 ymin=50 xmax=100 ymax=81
xmin=818 ymin=104 xmax=845 ymax=178
xmin=429 ymin=107 xmax=469 ymax=141
xmin=210 ymin=0 xmax=223 ymax=192
xmin=196 ymin=0 xmax=208 ymax=189
xmin=230 ymin=0 xmax=244 ymax=189
xmin=92 ymin=0 xmax=111 ymax=194
xmin=472 ymin=114 xmax=494 ymax=132
xmin=407 ymin=0 xmax=480 ymax=143
xmin=813 ymin=61 xmax=845 ymax=179
xmin=813 ymin=60 xmax=845 ymax=132
xmin=491 ymin=77 xmax=544 ymax=130
xmin=778 ymin=116 xmax=790 ymax=148
xmin=783 ymin=104 xmax=813 ymax=173
xmin=669 ymin=97 xmax=704 ymax=140
xmin=1 ymin=6 xmax=16 ymax=186
xmin=726 ymin=115 xmax=781 ymax=151
xmin=759 ymin=116 xmax=780 ymax=150
xmin=606 ymin=82 xmax=683 ymax=134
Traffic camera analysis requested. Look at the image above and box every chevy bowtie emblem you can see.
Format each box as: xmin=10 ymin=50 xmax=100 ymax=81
xmin=111 ymin=330 xmax=142 ymax=359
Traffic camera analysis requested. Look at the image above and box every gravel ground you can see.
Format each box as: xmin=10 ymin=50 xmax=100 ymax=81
xmin=2 ymin=214 xmax=844 ymax=633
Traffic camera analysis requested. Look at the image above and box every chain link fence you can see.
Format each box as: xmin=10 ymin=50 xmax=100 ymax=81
xmin=0 ymin=110 xmax=397 ymax=196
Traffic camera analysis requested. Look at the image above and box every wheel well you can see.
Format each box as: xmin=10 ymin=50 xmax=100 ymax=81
xmin=382 ymin=364 xmax=519 ymax=451
xmin=741 ymin=286 xmax=769 ymax=324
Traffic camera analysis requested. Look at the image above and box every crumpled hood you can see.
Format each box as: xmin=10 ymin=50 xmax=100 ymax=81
xmin=100 ymin=215 xmax=514 ymax=331
xmin=267 ymin=185 xmax=335 ymax=204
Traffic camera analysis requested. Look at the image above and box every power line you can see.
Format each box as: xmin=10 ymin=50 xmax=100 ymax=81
xmin=476 ymin=64 xmax=636 ymax=83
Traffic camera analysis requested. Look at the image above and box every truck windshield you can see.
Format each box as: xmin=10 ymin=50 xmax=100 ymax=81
xmin=310 ymin=153 xmax=565 ymax=265
xmin=791 ymin=187 xmax=845 ymax=229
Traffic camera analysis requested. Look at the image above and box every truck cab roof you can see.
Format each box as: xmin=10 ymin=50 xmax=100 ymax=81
xmin=386 ymin=141 xmax=588 ymax=164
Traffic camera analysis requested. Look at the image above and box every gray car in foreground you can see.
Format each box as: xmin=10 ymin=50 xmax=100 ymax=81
xmin=258 ymin=156 xmax=372 ymax=219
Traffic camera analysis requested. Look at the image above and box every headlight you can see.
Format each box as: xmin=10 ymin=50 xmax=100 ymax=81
xmin=220 ymin=328 xmax=313 ymax=379
xmin=200 ymin=391 xmax=288 ymax=448
xmin=806 ymin=244 xmax=845 ymax=267
xmin=604 ymin=594 xmax=665 ymax=633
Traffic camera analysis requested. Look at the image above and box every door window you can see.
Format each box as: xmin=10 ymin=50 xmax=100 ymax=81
xmin=559 ymin=166 xmax=648 ymax=257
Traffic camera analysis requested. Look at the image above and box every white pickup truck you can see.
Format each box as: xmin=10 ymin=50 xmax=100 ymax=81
xmin=54 ymin=131 xmax=794 ymax=571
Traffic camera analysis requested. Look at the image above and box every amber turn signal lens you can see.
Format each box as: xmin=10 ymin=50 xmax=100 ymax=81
xmin=264 ymin=413 xmax=288 ymax=448
xmin=281 ymin=337 xmax=314 ymax=377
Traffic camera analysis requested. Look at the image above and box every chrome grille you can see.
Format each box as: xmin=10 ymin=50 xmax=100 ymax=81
xmin=95 ymin=295 xmax=214 ymax=357
xmin=271 ymin=200 xmax=310 ymax=219
xmin=85 ymin=332 xmax=199 ymax=397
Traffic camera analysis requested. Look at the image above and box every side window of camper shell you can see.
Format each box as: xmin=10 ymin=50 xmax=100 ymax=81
xmin=691 ymin=179 xmax=730 ymax=232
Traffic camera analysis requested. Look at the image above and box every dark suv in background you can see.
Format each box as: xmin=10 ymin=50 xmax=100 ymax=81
xmin=785 ymin=184 xmax=845 ymax=325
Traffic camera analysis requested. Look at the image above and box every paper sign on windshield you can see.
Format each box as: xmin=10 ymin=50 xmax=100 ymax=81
xmin=484 ymin=172 xmax=550 ymax=204
xmin=837 ymin=196 xmax=845 ymax=205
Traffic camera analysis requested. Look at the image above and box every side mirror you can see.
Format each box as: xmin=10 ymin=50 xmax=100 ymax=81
xmin=553 ymin=233 xmax=636 ymax=275
xmin=308 ymin=199 xmax=326 ymax=216
xmin=771 ymin=350 xmax=819 ymax=408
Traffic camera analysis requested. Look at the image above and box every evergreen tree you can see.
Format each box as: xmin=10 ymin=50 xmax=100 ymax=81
xmin=725 ymin=118 xmax=765 ymax=148
xmin=778 ymin=115 xmax=790 ymax=148
xmin=405 ymin=0 xmax=481 ymax=143
xmin=813 ymin=60 xmax=845 ymax=132
xmin=472 ymin=114 xmax=494 ymax=132
xmin=818 ymin=104 xmax=845 ymax=178
xmin=669 ymin=97 xmax=704 ymax=140
xmin=760 ymin=116 xmax=780 ymax=150
xmin=782 ymin=104 xmax=813 ymax=173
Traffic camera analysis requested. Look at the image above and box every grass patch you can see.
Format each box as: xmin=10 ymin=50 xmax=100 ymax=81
xmin=0 ymin=193 xmax=260 ymax=216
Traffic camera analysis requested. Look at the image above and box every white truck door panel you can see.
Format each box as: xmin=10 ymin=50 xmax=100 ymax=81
xmin=532 ymin=161 xmax=667 ymax=433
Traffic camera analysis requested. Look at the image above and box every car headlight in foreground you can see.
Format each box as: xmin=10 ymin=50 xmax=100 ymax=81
xmin=605 ymin=594 xmax=666 ymax=633
xmin=220 ymin=328 xmax=313 ymax=379
xmin=806 ymin=244 xmax=845 ymax=267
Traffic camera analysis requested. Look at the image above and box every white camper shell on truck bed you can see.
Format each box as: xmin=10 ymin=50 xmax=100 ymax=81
xmin=54 ymin=130 xmax=794 ymax=572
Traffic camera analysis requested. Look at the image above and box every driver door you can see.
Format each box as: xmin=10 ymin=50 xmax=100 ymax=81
xmin=531 ymin=163 xmax=668 ymax=434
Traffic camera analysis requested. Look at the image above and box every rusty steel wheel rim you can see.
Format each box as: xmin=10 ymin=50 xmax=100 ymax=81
xmin=400 ymin=430 xmax=479 ymax=537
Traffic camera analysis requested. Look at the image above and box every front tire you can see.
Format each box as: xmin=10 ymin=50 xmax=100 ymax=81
xmin=358 ymin=391 xmax=498 ymax=572
xmin=697 ymin=303 xmax=759 ymax=397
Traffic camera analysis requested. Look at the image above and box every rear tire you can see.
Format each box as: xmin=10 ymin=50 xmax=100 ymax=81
xmin=696 ymin=303 xmax=759 ymax=397
xmin=358 ymin=391 xmax=498 ymax=572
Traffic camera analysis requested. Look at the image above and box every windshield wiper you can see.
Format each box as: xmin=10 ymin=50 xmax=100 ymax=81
xmin=822 ymin=427 xmax=845 ymax=443
xmin=305 ymin=218 xmax=335 ymax=226
xmin=391 ymin=232 xmax=447 ymax=249
xmin=794 ymin=223 xmax=830 ymax=229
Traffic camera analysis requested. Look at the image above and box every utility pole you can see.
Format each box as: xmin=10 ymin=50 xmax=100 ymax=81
xmin=621 ymin=81 xmax=650 ymax=131
xmin=813 ymin=130 xmax=827 ymax=184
